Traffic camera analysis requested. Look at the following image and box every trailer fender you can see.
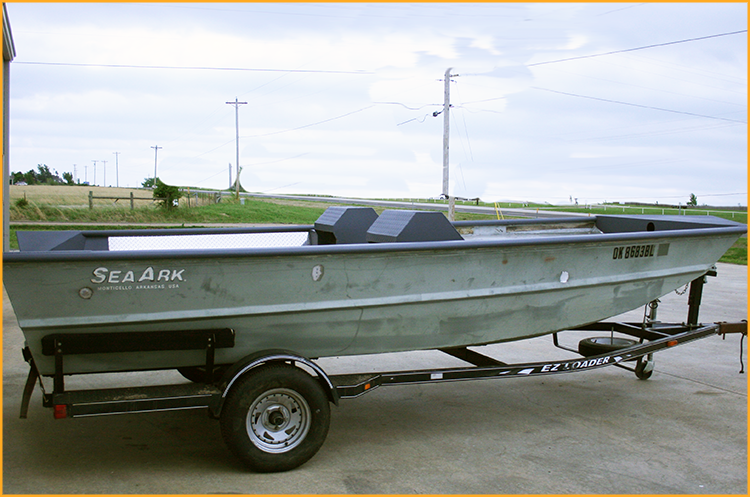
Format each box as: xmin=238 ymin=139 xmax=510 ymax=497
xmin=213 ymin=349 xmax=338 ymax=417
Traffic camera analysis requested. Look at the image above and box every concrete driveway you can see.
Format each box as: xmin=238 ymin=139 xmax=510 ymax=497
xmin=3 ymin=263 xmax=746 ymax=494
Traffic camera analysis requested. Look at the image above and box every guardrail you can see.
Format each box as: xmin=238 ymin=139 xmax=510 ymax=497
xmin=536 ymin=203 xmax=746 ymax=221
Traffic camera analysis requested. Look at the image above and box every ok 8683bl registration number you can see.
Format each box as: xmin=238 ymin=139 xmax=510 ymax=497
xmin=612 ymin=244 xmax=656 ymax=260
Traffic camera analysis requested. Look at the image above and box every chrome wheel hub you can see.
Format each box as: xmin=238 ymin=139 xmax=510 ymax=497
xmin=246 ymin=388 xmax=311 ymax=453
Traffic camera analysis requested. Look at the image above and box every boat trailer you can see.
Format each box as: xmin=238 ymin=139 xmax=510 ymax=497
xmin=332 ymin=267 xmax=746 ymax=397
xmin=18 ymin=266 xmax=746 ymax=472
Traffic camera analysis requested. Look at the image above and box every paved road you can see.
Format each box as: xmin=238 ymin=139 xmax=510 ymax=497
xmin=3 ymin=263 xmax=746 ymax=493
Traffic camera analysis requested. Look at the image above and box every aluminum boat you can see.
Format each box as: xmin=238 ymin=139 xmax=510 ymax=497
xmin=3 ymin=207 xmax=745 ymax=377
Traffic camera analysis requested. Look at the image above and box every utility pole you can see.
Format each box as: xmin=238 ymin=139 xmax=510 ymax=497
xmin=441 ymin=67 xmax=457 ymax=221
xmin=84 ymin=164 xmax=88 ymax=184
xmin=113 ymin=152 xmax=120 ymax=187
xmin=226 ymin=98 xmax=247 ymax=200
xmin=101 ymin=160 xmax=107 ymax=187
xmin=73 ymin=164 xmax=77 ymax=184
xmin=229 ymin=163 xmax=232 ymax=190
xmin=151 ymin=145 xmax=162 ymax=183
xmin=92 ymin=160 xmax=98 ymax=186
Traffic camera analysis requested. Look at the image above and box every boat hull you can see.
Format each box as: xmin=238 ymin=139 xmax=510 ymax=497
xmin=4 ymin=215 xmax=742 ymax=376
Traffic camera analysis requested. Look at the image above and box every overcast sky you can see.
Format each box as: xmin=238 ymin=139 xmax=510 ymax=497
xmin=6 ymin=2 xmax=747 ymax=205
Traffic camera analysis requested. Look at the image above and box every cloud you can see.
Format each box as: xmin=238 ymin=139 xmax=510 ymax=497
xmin=6 ymin=2 xmax=747 ymax=204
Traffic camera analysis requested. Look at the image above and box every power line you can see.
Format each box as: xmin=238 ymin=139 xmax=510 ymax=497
xmin=373 ymin=101 xmax=439 ymax=111
xmin=529 ymin=29 xmax=747 ymax=67
xmin=396 ymin=114 xmax=431 ymax=126
xmin=186 ymin=106 xmax=374 ymax=162
xmin=14 ymin=60 xmax=372 ymax=75
xmin=596 ymin=3 xmax=647 ymax=17
xmin=243 ymin=105 xmax=375 ymax=138
xmin=194 ymin=168 xmax=230 ymax=186
xmin=532 ymin=87 xmax=747 ymax=124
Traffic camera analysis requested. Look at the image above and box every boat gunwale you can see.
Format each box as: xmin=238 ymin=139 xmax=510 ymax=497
xmin=4 ymin=215 xmax=745 ymax=263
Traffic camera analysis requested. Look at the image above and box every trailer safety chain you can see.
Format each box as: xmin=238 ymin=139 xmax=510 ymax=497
xmin=674 ymin=283 xmax=690 ymax=296
xmin=718 ymin=321 xmax=747 ymax=374
xmin=740 ymin=334 xmax=745 ymax=374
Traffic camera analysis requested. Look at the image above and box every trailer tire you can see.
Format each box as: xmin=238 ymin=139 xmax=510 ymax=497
xmin=578 ymin=337 xmax=638 ymax=357
xmin=635 ymin=357 xmax=654 ymax=380
xmin=220 ymin=363 xmax=330 ymax=473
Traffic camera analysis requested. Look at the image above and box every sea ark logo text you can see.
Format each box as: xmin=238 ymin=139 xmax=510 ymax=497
xmin=91 ymin=266 xmax=186 ymax=285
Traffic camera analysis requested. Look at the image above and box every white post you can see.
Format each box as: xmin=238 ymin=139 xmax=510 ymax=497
xmin=151 ymin=145 xmax=162 ymax=182
xmin=113 ymin=152 xmax=120 ymax=187
xmin=442 ymin=67 xmax=455 ymax=221
xmin=226 ymin=98 xmax=247 ymax=200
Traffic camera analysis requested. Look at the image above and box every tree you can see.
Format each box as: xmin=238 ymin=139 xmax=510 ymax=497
xmin=688 ymin=193 xmax=698 ymax=207
xmin=141 ymin=177 xmax=156 ymax=188
xmin=21 ymin=169 xmax=37 ymax=184
xmin=11 ymin=164 xmax=65 ymax=185
xmin=153 ymin=178 xmax=183 ymax=209
xmin=10 ymin=171 xmax=25 ymax=184
xmin=62 ymin=172 xmax=75 ymax=185
xmin=35 ymin=164 xmax=64 ymax=184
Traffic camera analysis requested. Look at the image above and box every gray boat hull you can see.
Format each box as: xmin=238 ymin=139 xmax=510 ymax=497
xmin=4 ymin=213 xmax=744 ymax=376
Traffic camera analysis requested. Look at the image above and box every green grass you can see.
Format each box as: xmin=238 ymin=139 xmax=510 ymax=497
xmin=8 ymin=198 xmax=498 ymax=250
xmin=719 ymin=237 xmax=746 ymax=265
xmin=10 ymin=197 xmax=499 ymax=226
xmin=9 ymin=197 xmax=328 ymax=225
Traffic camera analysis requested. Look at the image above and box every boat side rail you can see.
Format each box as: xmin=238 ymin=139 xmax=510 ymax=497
xmin=71 ymin=224 xmax=316 ymax=239
xmin=13 ymin=225 xmax=316 ymax=252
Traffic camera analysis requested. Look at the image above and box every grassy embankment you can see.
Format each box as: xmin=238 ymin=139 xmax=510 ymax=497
xmin=7 ymin=185 xmax=497 ymax=249
xmin=7 ymin=185 xmax=747 ymax=264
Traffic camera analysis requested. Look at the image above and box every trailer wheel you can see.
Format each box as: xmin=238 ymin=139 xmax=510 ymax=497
xmin=578 ymin=337 xmax=638 ymax=357
xmin=220 ymin=364 xmax=330 ymax=473
xmin=635 ymin=356 xmax=654 ymax=380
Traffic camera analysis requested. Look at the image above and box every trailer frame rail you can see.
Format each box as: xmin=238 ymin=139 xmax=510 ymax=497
xmin=330 ymin=321 xmax=729 ymax=399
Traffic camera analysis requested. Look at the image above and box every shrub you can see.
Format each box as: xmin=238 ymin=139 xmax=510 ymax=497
xmin=153 ymin=178 xmax=183 ymax=209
